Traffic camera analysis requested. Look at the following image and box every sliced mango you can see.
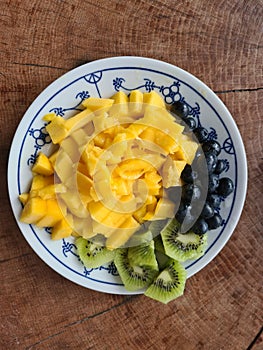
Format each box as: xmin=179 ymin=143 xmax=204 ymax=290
xmin=82 ymin=97 xmax=114 ymax=112
xmin=20 ymin=197 xmax=47 ymax=224
xmin=45 ymin=116 xmax=68 ymax=144
xmin=51 ymin=214 xmax=73 ymax=240
xmin=32 ymin=152 xmax=54 ymax=176
xmin=143 ymin=91 xmax=165 ymax=108
xmin=36 ymin=199 xmax=65 ymax=228
xmin=19 ymin=193 xmax=29 ymax=205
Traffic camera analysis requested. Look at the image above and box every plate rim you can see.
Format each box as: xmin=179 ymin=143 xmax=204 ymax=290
xmin=7 ymin=56 xmax=248 ymax=295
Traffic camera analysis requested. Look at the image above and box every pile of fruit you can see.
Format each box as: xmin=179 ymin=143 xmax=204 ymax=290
xmin=19 ymin=90 xmax=234 ymax=304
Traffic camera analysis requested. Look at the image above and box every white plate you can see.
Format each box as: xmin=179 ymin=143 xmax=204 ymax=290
xmin=8 ymin=57 xmax=247 ymax=295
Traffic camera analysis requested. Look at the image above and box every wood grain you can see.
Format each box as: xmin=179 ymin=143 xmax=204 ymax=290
xmin=1 ymin=0 xmax=262 ymax=349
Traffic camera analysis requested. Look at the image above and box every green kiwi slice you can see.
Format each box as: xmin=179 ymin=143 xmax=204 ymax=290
xmin=161 ymin=218 xmax=208 ymax=262
xmin=76 ymin=237 xmax=116 ymax=268
xmin=128 ymin=240 xmax=158 ymax=270
xmin=144 ymin=259 xmax=186 ymax=304
xmin=128 ymin=226 xmax=153 ymax=246
xmin=114 ymin=248 xmax=159 ymax=291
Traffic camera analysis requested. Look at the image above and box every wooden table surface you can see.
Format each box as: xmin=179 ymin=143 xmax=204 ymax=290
xmin=1 ymin=0 xmax=262 ymax=349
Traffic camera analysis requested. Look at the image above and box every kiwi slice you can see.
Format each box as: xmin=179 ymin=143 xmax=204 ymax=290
xmin=145 ymin=259 xmax=186 ymax=304
xmin=76 ymin=237 xmax=116 ymax=268
xmin=114 ymin=248 xmax=159 ymax=291
xmin=161 ymin=218 xmax=207 ymax=262
xmin=128 ymin=227 xmax=153 ymax=246
xmin=128 ymin=240 xmax=158 ymax=270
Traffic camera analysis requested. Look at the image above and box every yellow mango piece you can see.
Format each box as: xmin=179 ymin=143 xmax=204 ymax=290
xmin=129 ymin=90 xmax=144 ymax=116
xmin=51 ymin=214 xmax=73 ymax=240
xmin=60 ymin=136 xmax=80 ymax=162
xmin=70 ymin=127 xmax=91 ymax=148
xmin=42 ymin=112 xmax=56 ymax=122
xmin=110 ymin=176 xmax=133 ymax=196
xmin=111 ymin=91 xmax=129 ymax=104
xmin=36 ymin=199 xmax=65 ymax=227
xmin=20 ymin=197 xmax=47 ymax=224
xmin=89 ymin=201 xmax=130 ymax=228
xmin=30 ymin=175 xmax=54 ymax=191
xmin=177 ymin=135 xmax=198 ymax=164
xmin=82 ymin=97 xmax=114 ymax=112
xmin=114 ymin=159 xmax=152 ymax=180
xmin=139 ymin=126 xmax=156 ymax=143
xmin=32 ymin=152 xmax=54 ymax=176
xmin=126 ymin=123 xmax=147 ymax=137
xmin=59 ymin=191 xmax=88 ymax=218
xmin=174 ymin=160 xmax=187 ymax=176
xmin=143 ymin=91 xmax=165 ymax=108
xmin=109 ymin=91 xmax=129 ymax=117
xmin=106 ymin=217 xmax=139 ymax=250
xmin=37 ymin=183 xmax=67 ymax=200
xmin=154 ymin=197 xmax=176 ymax=219
xmin=77 ymin=161 xmax=90 ymax=177
xmin=161 ymin=157 xmax=182 ymax=188
xmin=19 ymin=193 xmax=29 ymax=205
xmin=142 ymin=106 xmax=184 ymax=137
xmin=77 ymin=171 xmax=93 ymax=194
xmin=48 ymin=150 xmax=59 ymax=167
xmin=45 ymin=116 xmax=68 ymax=144
xmin=65 ymin=108 xmax=93 ymax=132
xmin=133 ymin=204 xmax=148 ymax=224
xmin=54 ymin=150 xmax=74 ymax=185
xmin=72 ymin=214 xmax=95 ymax=238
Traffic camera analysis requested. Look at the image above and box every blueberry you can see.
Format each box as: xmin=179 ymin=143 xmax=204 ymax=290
xmin=184 ymin=117 xmax=196 ymax=130
xmin=202 ymin=140 xmax=221 ymax=156
xmin=192 ymin=218 xmax=208 ymax=235
xmin=214 ymin=159 xmax=227 ymax=175
xmin=206 ymin=194 xmax=221 ymax=208
xmin=171 ymin=101 xmax=189 ymax=119
xmin=166 ymin=186 xmax=182 ymax=202
xmin=181 ymin=164 xmax=198 ymax=184
xmin=182 ymin=184 xmax=202 ymax=204
xmin=207 ymin=213 xmax=223 ymax=230
xmin=175 ymin=202 xmax=191 ymax=223
xmin=217 ymin=177 xmax=234 ymax=197
xmin=208 ymin=173 xmax=219 ymax=193
xmin=205 ymin=152 xmax=218 ymax=173
xmin=194 ymin=127 xmax=209 ymax=143
xmin=201 ymin=202 xmax=214 ymax=219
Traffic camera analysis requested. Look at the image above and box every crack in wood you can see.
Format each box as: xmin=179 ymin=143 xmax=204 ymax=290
xmin=12 ymin=62 xmax=67 ymax=71
xmin=246 ymin=325 xmax=263 ymax=350
xmin=24 ymin=295 xmax=138 ymax=349
xmin=215 ymin=87 xmax=263 ymax=94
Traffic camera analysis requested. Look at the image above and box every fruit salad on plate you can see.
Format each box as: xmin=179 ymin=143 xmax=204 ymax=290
xmin=19 ymin=90 xmax=234 ymax=304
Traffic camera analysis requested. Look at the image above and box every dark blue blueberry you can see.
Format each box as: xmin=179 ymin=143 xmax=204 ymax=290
xmin=182 ymin=184 xmax=202 ymax=204
xmin=202 ymin=140 xmax=221 ymax=156
xmin=214 ymin=159 xmax=227 ymax=175
xmin=207 ymin=213 xmax=223 ymax=230
xmin=206 ymin=194 xmax=221 ymax=208
xmin=175 ymin=202 xmax=191 ymax=223
xmin=201 ymin=202 xmax=214 ymax=219
xmin=205 ymin=152 xmax=218 ymax=173
xmin=192 ymin=218 xmax=208 ymax=235
xmin=184 ymin=117 xmax=196 ymax=130
xmin=194 ymin=127 xmax=209 ymax=143
xmin=217 ymin=177 xmax=234 ymax=197
xmin=181 ymin=164 xmax=198 ymax=184
xmin=171 ymin=101 xmax=190 ymax=119
xmin=208 ymin=173 xmax=219 ymax=193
